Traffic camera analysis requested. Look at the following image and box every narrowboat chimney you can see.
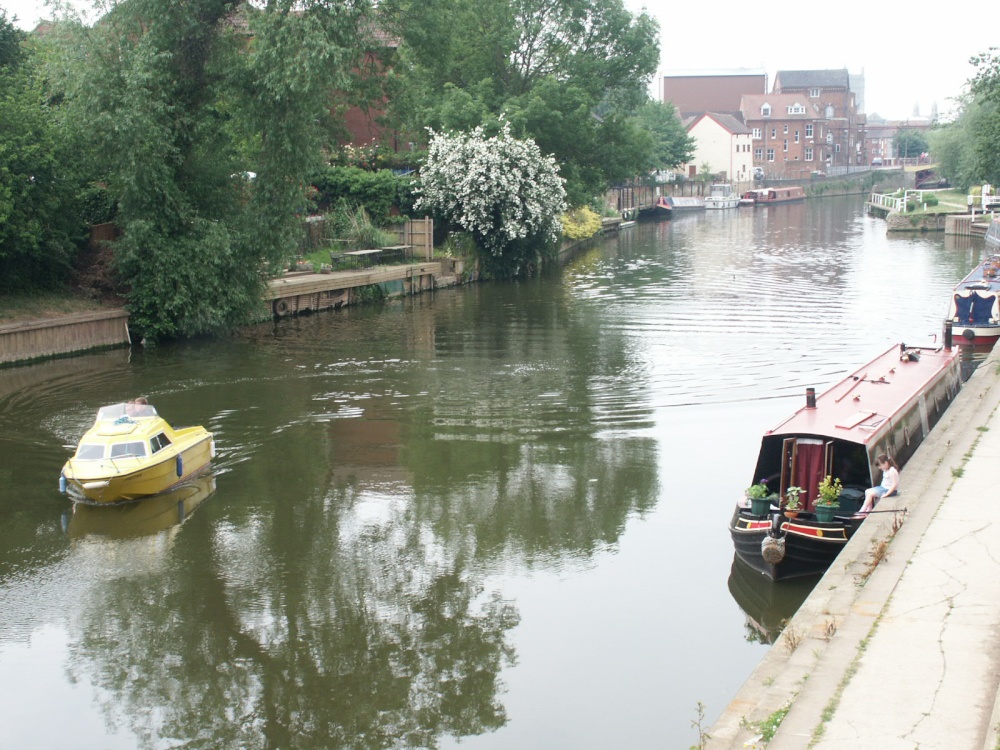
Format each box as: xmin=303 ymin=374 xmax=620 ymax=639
xmin=944 ymin=320 xmax=953 ymax=350
xmin=806 ymin=387 xmax=816 ymax=409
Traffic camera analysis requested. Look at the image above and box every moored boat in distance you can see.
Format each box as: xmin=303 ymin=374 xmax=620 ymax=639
xmin=948 ymin=254 xmax=1000 ymax=345
xmin=741 ymin=186 xmax=806 ymax=206
xmin=730 ymin=339 xmax=961 ymax=581
xmin=705 ymin=183 xmax=740 ymax=210
xmin=655 ymin=194 xmax=706 ymax=216
xmin=61 ymin=402 xmax=215 ymax=505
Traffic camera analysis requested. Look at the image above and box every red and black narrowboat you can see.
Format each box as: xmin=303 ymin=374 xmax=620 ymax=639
xmin=729 ymin=340 xmax=961 ymax=581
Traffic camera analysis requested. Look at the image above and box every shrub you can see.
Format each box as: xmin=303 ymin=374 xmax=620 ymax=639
xmin=562 ymin=206 xmax=602 ymax=241
xmin=415 ymin=123 xmax=567 ymax=277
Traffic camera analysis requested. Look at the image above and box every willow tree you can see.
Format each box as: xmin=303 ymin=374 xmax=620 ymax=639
xmin=48 ymin=0 xmax=372 ymax=340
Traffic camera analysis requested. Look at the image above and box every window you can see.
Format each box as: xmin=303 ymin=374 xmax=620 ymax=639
xmin=75 ymin=444 xmax=105 ymax=460
xmin=770 ymin=128 xmax=776 ymax=138
xmin=754 ymin=148 xmax=763 ymax=160
xmin=805 ymin=147 xmax=813 ymax=161
xmin=766 ymin=148 xmax=775 ymax=162
xmin=787 ymin=104 xmax=806 ymax=115
xmin=150 ymin=432 xmax=173 ymax=454
xmin=835 ymin=143 xmax=841 ymax=153
xmin=806 ymin=124 xmax=814 ymax=138
xmin=783 ymin=124 xmax=788 ymax=134
xmin=783 ymin=140 xmax=788 ymax=152
xmin=761 ymin=104 xmax=771 ymax=117
xmin=809 ymin=88 xmax=820 ymax=97
xmin=110 ymin=441 xmax=147 ymax=458
xmin=794 ymin=130 xmax=800 ymax=143
xmin=752 ymin=128 xmax=761 ymax=139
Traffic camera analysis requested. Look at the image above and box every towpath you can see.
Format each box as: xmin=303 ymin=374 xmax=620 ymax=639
xmin=708 ymin=345 xmax=1000 ymax=750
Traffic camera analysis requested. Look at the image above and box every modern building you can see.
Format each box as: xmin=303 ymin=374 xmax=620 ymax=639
xmin=662 ymin=69 xmax=768 ymax=118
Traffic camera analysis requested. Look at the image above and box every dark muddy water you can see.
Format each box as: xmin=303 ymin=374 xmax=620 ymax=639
xmin=0 ymin=196 xmax=988 ymax=748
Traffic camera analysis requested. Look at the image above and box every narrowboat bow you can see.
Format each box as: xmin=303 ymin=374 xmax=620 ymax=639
xmin=729 ymin=340 xmax=961 ymax=581
xmin=61 ymin=402 xmax=215 ymax=505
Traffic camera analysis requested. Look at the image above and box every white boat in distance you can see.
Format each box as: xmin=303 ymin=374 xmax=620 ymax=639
xmin=705 ymin=183 xmax=740 ymax=209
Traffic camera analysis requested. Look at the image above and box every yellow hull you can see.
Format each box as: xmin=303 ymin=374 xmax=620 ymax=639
xmin=64 ymin=428 xmax=214 ymax=504
xmin=66 ymin=475 xmax=217 ymax=537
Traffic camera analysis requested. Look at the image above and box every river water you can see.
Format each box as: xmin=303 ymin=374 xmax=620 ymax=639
xmin=0 ymin=196 xmax=989 ymax=749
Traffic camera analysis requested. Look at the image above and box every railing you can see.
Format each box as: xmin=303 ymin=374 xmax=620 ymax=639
xmin=869 ymin=192 xmax=905 ymax=212
xmin=868 ymin=190 xmax=928 ymax=213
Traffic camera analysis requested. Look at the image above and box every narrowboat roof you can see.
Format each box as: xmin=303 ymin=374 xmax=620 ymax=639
xmin=764 ymin=343 xmax=958 ymax=447
xmin=954 ymin=254 xmax=1000 ymax=294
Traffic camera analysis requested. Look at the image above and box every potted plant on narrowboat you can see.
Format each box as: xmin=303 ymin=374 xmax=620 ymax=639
xmin=815 ymin=475 xmax=843 ymax=522
xmin=784 ymin=486 xmax=804 ymax=518
xmin=746 ymin=480 xmax=775 ymax=516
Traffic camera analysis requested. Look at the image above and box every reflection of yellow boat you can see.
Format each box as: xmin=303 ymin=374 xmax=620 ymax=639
xmin=61 ymin=402 xmax=215 ymax=504
xmin=65 ymin=475 xmax=217 ymax=538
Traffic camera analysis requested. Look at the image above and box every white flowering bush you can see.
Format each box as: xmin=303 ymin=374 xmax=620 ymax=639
xmin=415 ymin=124 xmax=567 ymax=272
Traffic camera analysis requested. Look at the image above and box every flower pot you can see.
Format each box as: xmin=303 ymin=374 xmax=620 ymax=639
xmin=750 ymin=497 xmax=771 ymax=516
xmin=815 ymin=504 xmax=839 ymax=523
xmin=784 ymin=510 xmax=800 ymax=519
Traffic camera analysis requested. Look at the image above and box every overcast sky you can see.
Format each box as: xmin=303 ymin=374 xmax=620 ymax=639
xmin=630 ymin=1 xmax=994 ymax=121
xmin=3 ymin=0 xmax=993 ymax=121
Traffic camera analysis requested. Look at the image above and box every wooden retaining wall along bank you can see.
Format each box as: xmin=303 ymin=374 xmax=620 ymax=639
xmin=0 ymin=310 xmax=131 ymax=366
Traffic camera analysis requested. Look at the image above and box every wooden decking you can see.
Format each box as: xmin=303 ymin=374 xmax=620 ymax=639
xmin=265 ymin=261 xmax=444 ymax=317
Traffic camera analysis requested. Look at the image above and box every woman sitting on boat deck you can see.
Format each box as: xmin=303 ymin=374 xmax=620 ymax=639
xmin=859 ymin=454 xmax=899 ymax=515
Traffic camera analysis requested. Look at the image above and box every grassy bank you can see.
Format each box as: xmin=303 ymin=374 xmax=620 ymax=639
xmin=0 ymin=291 xmax=115 ymax=325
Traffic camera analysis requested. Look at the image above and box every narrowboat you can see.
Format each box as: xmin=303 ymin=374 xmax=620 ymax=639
xmin=729 ymin=340 xmax=961 ymax=581
xmin=741 ymin=186 xmax=805 ymax=205
xmin=946 ymin=254 xmax=1000 ymax=345
xmin=60 ymin=402 xmax=215 ymax=505
xmin=655 ymin=195 xmax=706 ymax=216
xmin=705 ymin=183 xmax=740 ymax=210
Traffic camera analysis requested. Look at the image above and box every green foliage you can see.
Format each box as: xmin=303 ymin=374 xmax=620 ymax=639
xmin=310 ymin=166 xmax=413 ymax=224
xmin=893 ymin=128 xmax=929 ymax=159
xmin=47 ymin=0 xmax=371 ymax=340
xmin=0 ymin=13 xmax=84 ymax=293
xmin=380 ymin=0 xmax=660 ymax=202
xmin=343 ymin=206 xmax=395 ymax=249
xmin=817 ymin=475 xmax=843 ymax=506
xmin=561 ymin=206 xmax=603 ymax=241
xmin=632 ymin=99 xmax=695 ymax=170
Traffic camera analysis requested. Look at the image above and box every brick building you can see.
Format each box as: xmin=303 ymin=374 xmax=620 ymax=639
xmin=772 ymin=69 xmax=866 ymax=170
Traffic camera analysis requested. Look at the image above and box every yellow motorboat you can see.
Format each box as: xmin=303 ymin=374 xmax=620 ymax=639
xmin=61 ymin=402 xmax=215 ymax=504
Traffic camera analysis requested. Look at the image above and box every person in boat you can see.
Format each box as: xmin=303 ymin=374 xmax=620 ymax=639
xmin=125 ymin=397 xmax=154 ymax=418
xmin=859 ymin=454 xmax=900 ymax=514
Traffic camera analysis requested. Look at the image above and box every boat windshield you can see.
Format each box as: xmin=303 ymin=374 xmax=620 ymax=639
xmin=75 ymin=443 xmax=106 ymax=460
xmin=96 ymin=402 xmax=159 ymax=421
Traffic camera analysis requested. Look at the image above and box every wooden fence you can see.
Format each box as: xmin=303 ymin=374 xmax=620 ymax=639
xmin=390 ymin=217 xmax=434 ymax=260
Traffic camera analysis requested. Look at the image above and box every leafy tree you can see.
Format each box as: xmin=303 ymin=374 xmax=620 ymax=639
xmin=631 ymin=100 xmax=695 ymax=171
xmin=415 ymin=124 xmax=566 ymax=277
xmin=893 ymin=128 xmax=929 ymax=159
xmin=928 ymin=95 xmax=991 ymax=190
xmin=379 ymin=0 xmax=660 ymax=204
xmin=0 ymin=12 xmax=83 ymax=293
xmin=47 ymin=0 xmax=371 ymax=340
xmin=965 ymin=49 xmax=1000 ymax=185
